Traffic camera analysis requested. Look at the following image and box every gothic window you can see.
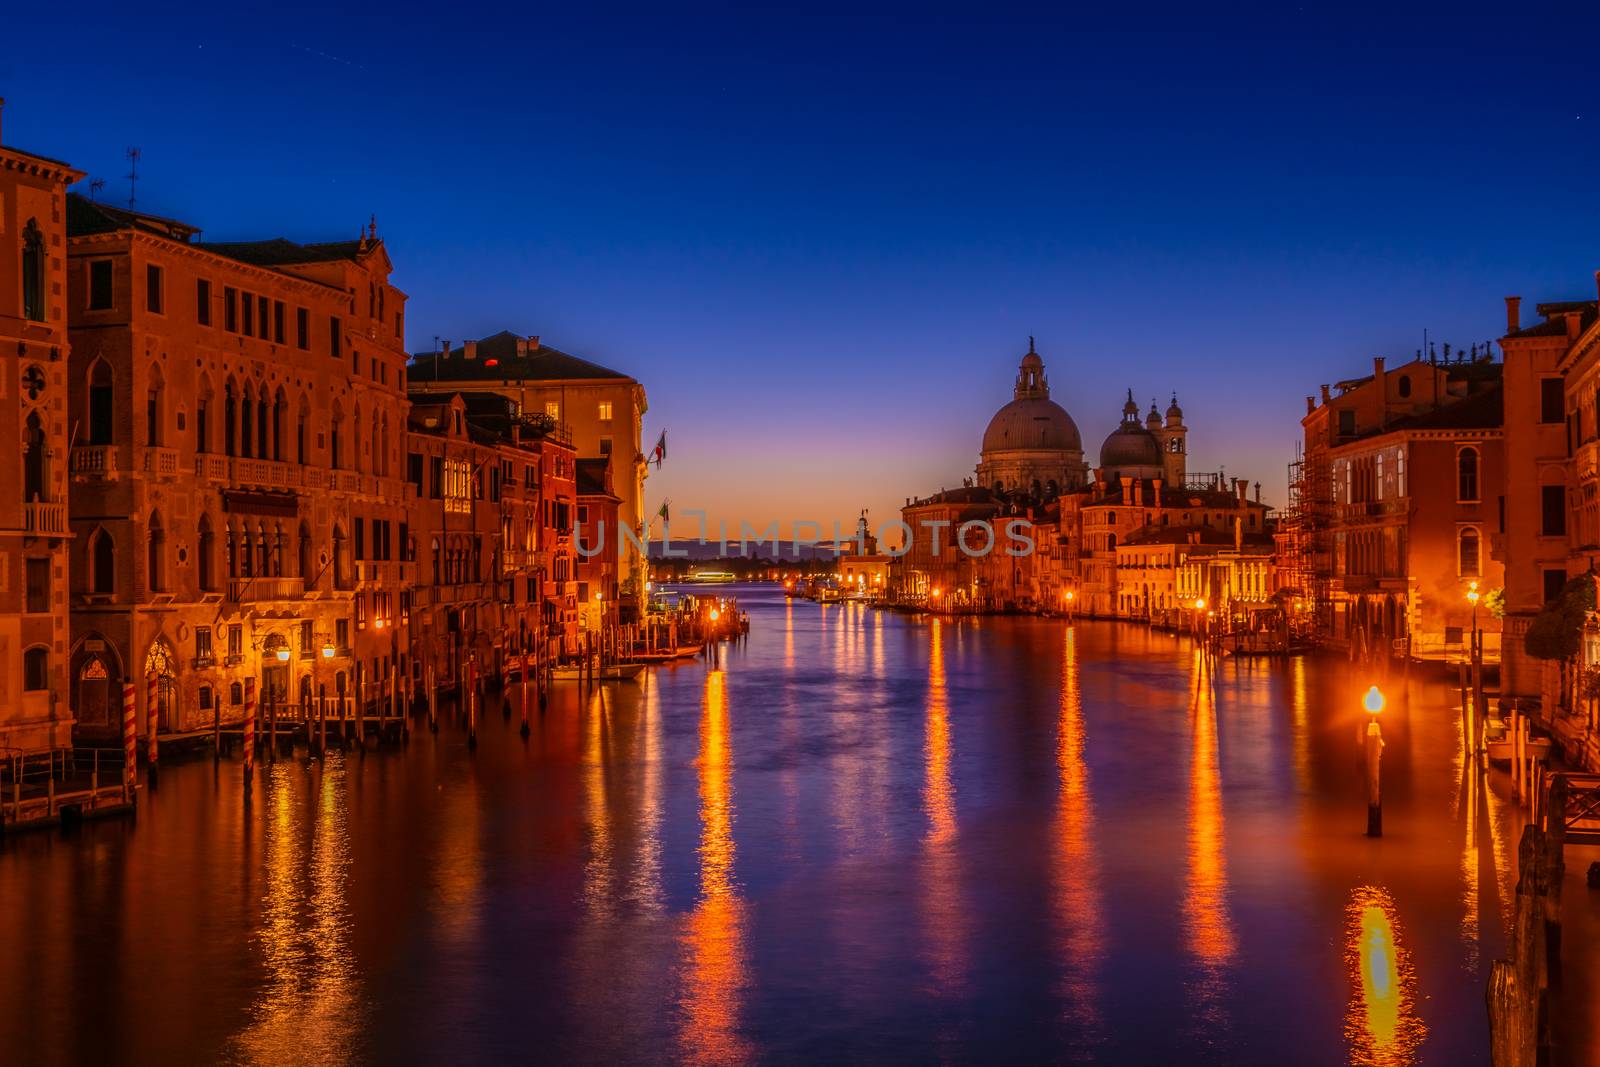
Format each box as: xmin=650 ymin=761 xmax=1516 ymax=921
xmin=240 ymin=385 xmax=254 ymax=458
xmin=23 ymin=412 xmax=48 ymax=502
xmin=88 ymin=358 xmax=115 ymax=441
xmin=147 ymin=510 xmax=166 ymax=591
xmin=22 ymin=220 xmax=45 ymax=322
xmin=91 ymin=526 xmax=116 ymax=594
xmin=298 ymin=522 xmax=312 ymax=580
xmin=272 ymin=388 xmax=286 ymax=462
xmin=224 ymin=381 xmax=238 ymax=457
xmin=256 ymin=393 xmax=268 ymax=458
xmin=146 ymin=364 xmax=165 ymax=446
xmin=198 ymin=515 xmax=215 ymax=591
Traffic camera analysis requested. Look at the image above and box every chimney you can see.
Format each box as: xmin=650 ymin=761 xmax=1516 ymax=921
xmin=1254 ymin=481 xmax=1262 ymax=503
xmin=1373 ymin=356 xmax=1385 ymax=379
xmin=1595 ymin=271 xmax=1600 ymax=304
xmin=527 ymin=335 xmax=540 ymax=352
xmin=1506 ymin=296 xmax=1521 ymax=334
xmin=463 ymin=340 xmax=477 ymax=361
xmin=1567 ymin=311 xmax=1583 ymax=343
xmin=1133 ymin=480 xmax=1143 ymax=507
xmin=1237 ymin=478 xmax=1247 ymax=505
xmin=1320 ymin=384 xmax=1331 ymax=403
xmin=515 ymin=338 xmax=528 ymax=359
xmin=1306 ymin=395 xmax=1316 ymax=415
xmin=1234 ymin=515 xmax=1242 ymax=552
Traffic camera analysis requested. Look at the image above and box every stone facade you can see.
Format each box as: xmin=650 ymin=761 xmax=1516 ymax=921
xmin=0 ymin=121 xmax=83 ymax=755
xmin=65 ymin=199 xmax=414 ymax=738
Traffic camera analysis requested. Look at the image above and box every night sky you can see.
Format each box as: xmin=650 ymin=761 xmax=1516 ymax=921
xmin=6 ymin=6 xmax=1598 ymax=540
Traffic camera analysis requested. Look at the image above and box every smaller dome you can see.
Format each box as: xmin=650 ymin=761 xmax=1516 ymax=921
xmin=1166 ymin=393 xmax=1184 ymax=420
xmin=1122 ymin=388 xmax=1139 ymax=418
xmin=1099 ymin=424 xmax=1163 ymax=471
xmin=1145 ymin=399 xmax=1161 ymax=428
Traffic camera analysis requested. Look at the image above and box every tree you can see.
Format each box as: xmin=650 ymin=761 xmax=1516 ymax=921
xmin=1524 ymin=574 xmax=1595 ymax=661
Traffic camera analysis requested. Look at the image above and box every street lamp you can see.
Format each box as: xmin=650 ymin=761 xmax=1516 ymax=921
xmin=275 ymin=647 xmax=291 ymax=663
xmin=1364 ymin=685 xmax=1385 ymax=837
xmin=321 ymin=642 xmax=336 ymax=659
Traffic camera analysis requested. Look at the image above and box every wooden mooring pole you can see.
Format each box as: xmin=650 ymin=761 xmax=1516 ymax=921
xmin=1486 ymin=773 xmax=1566 ymax=1067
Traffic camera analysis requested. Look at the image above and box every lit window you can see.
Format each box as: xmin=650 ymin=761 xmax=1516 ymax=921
xmin=545 ymin=401 xmax=560 ymax=419
xmin=598 ymin=401 xmax=613 ymax=421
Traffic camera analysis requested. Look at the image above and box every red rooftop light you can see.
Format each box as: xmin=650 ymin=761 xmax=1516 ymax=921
xmin=485 ymin=358 xmax=499 ymax=367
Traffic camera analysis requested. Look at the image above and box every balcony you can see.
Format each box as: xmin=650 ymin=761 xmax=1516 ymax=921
xmin=194 ymin=454 xmax=229 ymax=480
xmin=23 ymin=501 xmax=67 ymax=537
xmin=227 ymin=577 xmax=305 ymax=602
xmin=141 ymin=446 xmax=181 ymax=477
xmin=70 ymin=445 xmax=121 ymax=480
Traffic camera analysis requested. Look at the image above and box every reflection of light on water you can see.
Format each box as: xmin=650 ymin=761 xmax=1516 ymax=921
xmin=921 ymin=618 xmax=964 ymax=996
xmin=1344 ymin=886 xmax=1426 ymax=1067
xmin=1289 ymin=655 xmax=1310 ymax=792
xmin=232 ymin=757 xmax=362 ymax=1063
xmin=583 ymin=687 xmax=615 ymax=915
xmin=630 ymin=673 xmax=664 ymax=911
xmin=1457 ymin=756 xmax=1480 ymax=968
xmin=678 ymin=670 xmax=751 ymax=1065
xmin=1184 ymin=651 xmax=1234 ymax=1027
xmin=1052 ymin=626 xmax=1104 ymax=1048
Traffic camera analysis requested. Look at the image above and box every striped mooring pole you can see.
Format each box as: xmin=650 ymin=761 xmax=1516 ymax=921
xmin=146 ymin=672 xmax=160 ymax=787
xmin=243 ymin=676 xmax=257 ymax=796
xmin=122 ymin=681 xmax=138 ymax=797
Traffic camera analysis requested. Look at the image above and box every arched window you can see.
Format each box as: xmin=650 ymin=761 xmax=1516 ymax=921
xmin=146 ymin=364 xmax=165 ymax=446
xmin=196 ymin=378 xmax=211 ymax=454
xmin=224 ymin=381 xmax=238 ymax=457
xmin=256 ymin=392 xmax=268 ymax=458
xmin=22 ymin=219 xmax=45 ymax=322
xmin=1459 ymin=526 xmax=1481 ymax=577
xmin=239 ymin=385 xmax=254 ymax=458
xmin=432 ymin=537 xmax=441 ymax=584
xmin=226 ymin=520 xmax=239 ymax=578
xmin=331 ymin=405 xmax=343 ymax=469
xmin=91 ymin=526 xmax=116 ymax=594
xmin=23 ymin=646 xmax=49 ymax=691
xmin=272 ymin=388 xmax=286 ymax=462
xmin=87 ymin=360 xmax=114 ymax=445
xmin=298 ymin=521 xmax=312 ymax=580
xmin=333 ymin=524 xmax=348 ymax=587
xmin=147 ymin=510 xmax=166 ymax=591
xmin=23 ymin=412 xmax=48 ymax=502
xmin=1458 ymin=447 xmax=1480 ymax=502
xmin=296 ymin=396 xmax=309 ymax=464
xmin=198 ymin=514 xmax=215 ymax=591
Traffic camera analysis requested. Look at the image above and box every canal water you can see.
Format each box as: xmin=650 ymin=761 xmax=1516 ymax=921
xmin=3 ymin=584 xmax=1599 ymax=1065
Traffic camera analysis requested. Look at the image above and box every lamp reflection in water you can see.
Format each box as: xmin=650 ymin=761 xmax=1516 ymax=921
xmin=1184 ymin=649 xmax=1235 ymax=1033
xmin=232 ymin=758 xmax=362 ymax=1062
xmin=1344 ymin=885 xmax=1426 ymax=1067
xmin=583 ymin=686 xmax=616 ymax=916
xmin=1052 ymin=625 xmax=1104 ymax=1048
xmin=678 ymin=669 xmax=751 ymax=1065
xmin=920 ymin=618 xmax=965 ymax=998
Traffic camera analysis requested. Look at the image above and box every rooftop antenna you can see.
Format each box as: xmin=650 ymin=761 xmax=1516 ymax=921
xmin=89 ymin=177 xmax=105 ymax=202
xmin=124 ymin=147 xmax=141 ymax=209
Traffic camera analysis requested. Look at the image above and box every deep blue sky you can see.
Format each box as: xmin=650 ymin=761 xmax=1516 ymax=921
xmin=6 ymin=5 xmax=1598 ymax=537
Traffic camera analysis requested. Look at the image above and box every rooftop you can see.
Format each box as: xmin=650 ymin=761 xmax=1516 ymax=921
xmin=410 ymin=331 xmax=632 ymax=383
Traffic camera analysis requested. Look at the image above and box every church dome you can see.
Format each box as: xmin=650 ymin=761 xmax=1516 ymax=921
xmin=1099 ymin=423 xmax=1163 ymax=470
xmin=982 ymin=397 xmax=1083 ymax=453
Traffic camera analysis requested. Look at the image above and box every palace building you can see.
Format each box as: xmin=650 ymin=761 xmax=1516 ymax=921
xmin=65 ymin=199 xmax=414 ymax=741
xmin=0 ymin=109 xmax=84 ymax=754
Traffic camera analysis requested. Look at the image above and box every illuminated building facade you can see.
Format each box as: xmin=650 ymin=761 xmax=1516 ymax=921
xmin=65 ymin=199 xmax=413 ymax=738
xmin=0 ymin=115 xmax=83 ymax=754
xmin=409 ymin=332 xmax=649 ymax=616
xmin=404 ymin=391 xmax=577 ymax=686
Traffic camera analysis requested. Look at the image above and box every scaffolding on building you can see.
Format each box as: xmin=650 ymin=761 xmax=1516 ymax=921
xmin=1283 ymin=440 xmax=1333 ymax=640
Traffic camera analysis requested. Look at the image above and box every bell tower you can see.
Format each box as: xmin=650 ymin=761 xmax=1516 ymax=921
xmin=1158 ymin=393 xmax=1187 ymax=485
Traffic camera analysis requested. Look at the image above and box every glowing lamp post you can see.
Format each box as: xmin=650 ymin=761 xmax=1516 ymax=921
xmin=1364 ymin=685 xmax=1386 ymax=838
xmin=1466 ymin=582 xmax=1483 ymax=727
